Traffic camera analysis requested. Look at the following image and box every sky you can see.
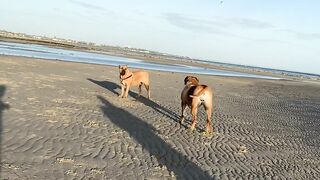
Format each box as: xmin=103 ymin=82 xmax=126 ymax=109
xmin=0 ymin=0 xmax=319 ymax=74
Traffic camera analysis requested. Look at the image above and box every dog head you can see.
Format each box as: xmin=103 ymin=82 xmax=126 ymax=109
xmin=119 ymin=65 xmax=128 ymax=76
xmin=184 ymin=76 xmax=199 ymax=85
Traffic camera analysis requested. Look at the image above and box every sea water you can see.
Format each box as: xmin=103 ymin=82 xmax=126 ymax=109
xmin=0 ymin=41 xmax=281 ymax=80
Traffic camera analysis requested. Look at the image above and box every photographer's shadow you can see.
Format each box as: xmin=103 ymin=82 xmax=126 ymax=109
xmin=0 ymin=85 xmax=10 ymax=174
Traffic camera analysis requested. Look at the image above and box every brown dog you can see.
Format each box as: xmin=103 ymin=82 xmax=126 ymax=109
xmin=180 ymin=76 xmax=213 ymax=133
xmin=118 ymin=65 xmax=151 ymax=99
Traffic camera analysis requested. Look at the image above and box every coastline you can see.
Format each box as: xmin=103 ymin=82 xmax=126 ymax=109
xmin=1 ymin=37 xmax=318 ymax=81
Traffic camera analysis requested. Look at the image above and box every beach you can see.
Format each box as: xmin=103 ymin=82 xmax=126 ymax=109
xmin=1 ymin=55 xmax=320 ymax=179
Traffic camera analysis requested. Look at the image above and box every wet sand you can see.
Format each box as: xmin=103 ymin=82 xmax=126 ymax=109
xmin=0 ymin=55 xmax=320 ymax=179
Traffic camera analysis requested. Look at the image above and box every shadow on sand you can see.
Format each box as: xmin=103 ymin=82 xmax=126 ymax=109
xmin=87 ymin=78 xmax=190 ymax=129
xmin=0 ymin=85 xmax=9 ymax=174
xmin=97 ymin=95 xmax=213 ymax=179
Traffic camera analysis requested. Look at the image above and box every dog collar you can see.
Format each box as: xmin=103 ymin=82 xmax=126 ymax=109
xmin=121 ymin=74 xmax=133 ymax=80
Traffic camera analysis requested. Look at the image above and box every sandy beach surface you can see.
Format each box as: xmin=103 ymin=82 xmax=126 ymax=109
xmin=1 ymin=55 xmax=320 ymax=179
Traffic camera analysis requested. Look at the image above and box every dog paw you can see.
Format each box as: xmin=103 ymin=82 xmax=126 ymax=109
xmin=189 ymin=126 xmax=196 ymax=132
xmin=202 ymin=131 xmax=214 ymax=137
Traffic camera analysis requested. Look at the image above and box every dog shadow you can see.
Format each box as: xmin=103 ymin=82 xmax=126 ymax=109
xmin=97 ymin=95 xmax=213 ymax=179
xmin=87 ymin=78 xmax=191 ymax=129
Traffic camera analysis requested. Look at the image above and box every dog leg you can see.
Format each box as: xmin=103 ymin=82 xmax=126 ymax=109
xmin=144 ymin=83 xmax=150 ymax=99
xmin=138 ymin=83 xmax=142 ymax=97
xmin=190 ymin=106 xmax=198 ymax=131
xmin=119 ymin=85 xmax=125 ymax=98
xmin=180 ymin=102 xmax=186 ymax=125
xmin=124 ymin=85 xmax=130 ymax=98
xmin=205 ymin=106 xmax=213 ymax=133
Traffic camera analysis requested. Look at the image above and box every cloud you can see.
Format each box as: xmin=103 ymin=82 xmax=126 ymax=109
xmin=163 ymin=13 xmax=274 ymax=35
xmin=164 ymin=12 xmax=320 ymax=43
xmin=279 ymin=29 xmax=320 ymax=40
xmin=163 ymin=13 xmax=228 ymax=35
xmin=229 ymin=18 xmax=274 ymax=29
xmin=68 ymin=0 xmax=107 ymax=12
xmin=253 ymin=38 xmax=291 ymax=44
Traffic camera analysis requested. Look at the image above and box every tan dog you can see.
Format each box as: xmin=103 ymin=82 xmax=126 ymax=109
xmin=118 ymin=65 xmax=151 ymax=99
xmin=180 ymin=76 xmax=213 ymax=133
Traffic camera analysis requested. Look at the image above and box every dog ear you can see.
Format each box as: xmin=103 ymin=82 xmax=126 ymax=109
xmin=118 ymin=65 xmax=121 ymax=69
xmin=124 ymin=65 xmax=128 ymax=70
xmin=184 ymin=76 xmax=189 ymax=85
xmin=194 ymin=76 xmax=199 ymax=83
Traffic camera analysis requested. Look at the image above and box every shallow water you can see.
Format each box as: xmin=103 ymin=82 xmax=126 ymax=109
xmin=0 ymin=41 xmax=281 ymax=79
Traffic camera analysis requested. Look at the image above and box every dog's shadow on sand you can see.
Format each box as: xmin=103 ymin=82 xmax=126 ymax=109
xmin=96 ymin=95 xmax=213 ymax=179
xmin=87 ymin=78 xmax=190 ymax=129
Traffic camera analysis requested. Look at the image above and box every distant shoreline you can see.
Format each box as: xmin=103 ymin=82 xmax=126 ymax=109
xmin=0 ymin=41 xmax=284 ymax=80
xmin=0 ymin=34 xmax=319 ymax=81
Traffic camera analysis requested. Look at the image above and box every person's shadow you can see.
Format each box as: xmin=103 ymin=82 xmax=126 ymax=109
xmin=97 ymin=95 xmax=213 ymax=179
xmin=0 ymin=85 xmax=10 ymax=174
xmin=87 ymin=78 xmax=190 ymax=129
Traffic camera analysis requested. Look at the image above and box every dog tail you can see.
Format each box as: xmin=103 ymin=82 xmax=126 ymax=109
xmin=189 ymin=86 xmax=207 ymax=98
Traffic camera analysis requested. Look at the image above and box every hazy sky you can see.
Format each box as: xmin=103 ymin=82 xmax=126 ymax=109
xmin=0 ymin=0 xmax=319 ymax=74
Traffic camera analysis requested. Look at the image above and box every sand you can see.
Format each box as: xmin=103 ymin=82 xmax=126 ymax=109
xmin=0 ymin=55 xmax=320 ymax=179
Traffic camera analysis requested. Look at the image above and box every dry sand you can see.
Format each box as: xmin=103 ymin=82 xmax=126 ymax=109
xmin=0 ymin=55 xmax=320 ymax=179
